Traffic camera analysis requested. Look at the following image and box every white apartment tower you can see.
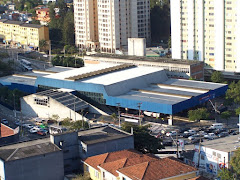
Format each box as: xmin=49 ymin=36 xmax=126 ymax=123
xmin=74 ymin=0 xmax=150 ymax=53
xmin=171 ymin=0 xmax=240 ymax=72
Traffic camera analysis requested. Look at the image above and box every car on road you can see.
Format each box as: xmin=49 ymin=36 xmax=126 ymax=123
xmin=2 ymin=119 xmax=8 ymax=124
xmin=29 ymin=128 xmax=38 ymax=133
xmin=188 ymin=136 xmax=195 ymax=141
xmin=204 ymin=133 xmax=217 ymax=140
xmin=183 ymin=131 xmax=191 ymax=138
xmin=218 ymin=132 xmax=229 ymax=138
xmin=23 ymin=124 xmax=34 ymax=129
xmin=188 ymin=130 xmax=197 ymax=135
xmin=166 ymin=131 xmax=177 ymax=137
xmin=37 ymin=129 xmax=48 ymax=136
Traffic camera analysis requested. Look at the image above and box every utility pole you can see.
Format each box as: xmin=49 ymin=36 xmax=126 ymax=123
xmin=116 ymin=103 xmax=121 ymax=127
xmin=197 ymin=138 xmax=202 ymax=168
xmin=74 ymin=98 xmax=76 ymax=122
xmin=81 ymin=109 xmax=84 ymax=128
xmin=13 ymin=92 xmax=16 ymax=118
xmin=176 ymin=132 xmax=179 ymax=158
xmin=49 ymin=40 xmax=51 ymax=62
xmin=137 ymin=103 xmax=142 ymax=126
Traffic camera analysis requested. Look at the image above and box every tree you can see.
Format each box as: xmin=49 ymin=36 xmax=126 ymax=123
xmin=231 ymin=148 xmax=240 ymax=176
xmin=121 ymin=122 xmax=163 ymax=153
xmin=235 ymin=107 xmax=240 ymax=116
xmin=63 ymin=11 xmax=74 ymax=45
xmin=220 ymin=111 xmax=231 ymax=126
xmin=218 ymin=168 xmax=233 ymax=180
xmin=226 ymin=81 xmax=240 ymax=104
xmin=211 ymin=71 xmax=224 ymax=83
xmin=188 ymin=108 xmax=210 ymax=121
xmin=73 ymin=173 xmax=91 ymax=180
xmin=39 ymin=39 xmax=48 ymax=52
xmin=110 ymin=113 xmax=117 ymax=121
xmin=150 ymin=0 xmax=170 ymax=43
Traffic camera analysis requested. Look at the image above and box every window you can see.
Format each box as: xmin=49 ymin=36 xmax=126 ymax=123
xmin=94 ymin=170 xmax=99 ymax=178
xmin=34 ymin=97 xmax=49 ymax=106
xmin=213 ymin=151 xmax=216 ymax=156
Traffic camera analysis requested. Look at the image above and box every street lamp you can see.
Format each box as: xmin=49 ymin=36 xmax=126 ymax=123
xmin=137 ymin=103 xmax=142 ymax=126
xmin=116 ymin=103 xmax=121 ymax=127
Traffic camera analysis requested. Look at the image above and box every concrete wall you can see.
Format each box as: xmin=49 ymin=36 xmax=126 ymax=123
xmin=21 ymin=95 xmax=87 ymax=121
xmin=0 ymin=159 xmax=5 ymax=180
xmin=50 ymin=132 xmax=80 ymax=174
xmin=79 ymin=135 xmax=134 ymax=160
xmin=128 ymin=38 xmax=146 ymax=56
xmin=4 ymin=150 xmax=64 ymax=180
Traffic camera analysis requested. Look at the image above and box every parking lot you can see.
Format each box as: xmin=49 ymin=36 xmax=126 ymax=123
xmin=148 ymin=121 xmax=239 ymax=149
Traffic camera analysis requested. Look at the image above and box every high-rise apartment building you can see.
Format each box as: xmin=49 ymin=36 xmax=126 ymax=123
xmin=74 ymin=0 xmax=150 ymax=53
xmin=171 ymin=0 xmax=240 ymax=72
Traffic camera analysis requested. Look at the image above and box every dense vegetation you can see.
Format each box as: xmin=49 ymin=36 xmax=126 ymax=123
xmin=49 ymin=0 xmax=75 ymax=49
xmin=121 ymin=122 xmax=163 ymax=153
xmin=52 ymin=55 xmax=84 ymax=68
xmin=0 ymin=87 xmax=26 ymax=110
xmin=150 ymin=0 xmax=170 ymax=45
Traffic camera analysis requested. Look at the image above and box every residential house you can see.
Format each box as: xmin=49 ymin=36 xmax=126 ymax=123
xmin=83 ymin=149 xmax=199 ymax=180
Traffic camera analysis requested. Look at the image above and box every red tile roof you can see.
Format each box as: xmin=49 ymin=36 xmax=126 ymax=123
xmin=118 ymin=157 xmax=197 ymax=180
xmin=84 ymin=150 xmax=197 ymax=180
xmin=1 ymin=124 xmax=14 ymax=137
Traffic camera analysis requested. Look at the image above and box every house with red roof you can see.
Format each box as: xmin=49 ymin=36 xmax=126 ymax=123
xmin=83 ymin=149 xmax=199 ymax=180
xmin=0 ymin=123 xmax=19 ymax=145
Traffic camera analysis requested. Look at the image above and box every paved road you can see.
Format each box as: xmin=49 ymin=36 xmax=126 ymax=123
xmin=0 ymin=104 xmax=42 ymax=141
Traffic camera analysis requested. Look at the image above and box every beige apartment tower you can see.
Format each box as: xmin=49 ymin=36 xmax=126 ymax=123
xmin=171 ymin=0 xmax=240 ymax=72
xmin=74 ymin=0 xmax=150 ymax=53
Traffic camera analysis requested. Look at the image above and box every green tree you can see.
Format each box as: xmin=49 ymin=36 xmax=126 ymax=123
xmin=235 ymin=107 xmax=240 ymax=116
xmin=218 ymin=168 xmax=234 ymax=180
xmin=226 ymin=81 xmax=240 ymax=104
xmin=231 ymin=148 xmax=240 ymax=176
xmin=188 ymin=108 xmax=210 ymax=121
xmin=110 ymin=113 xmax=117 ymax=121
xmin=121 ymin=122 xmax=163 ymax=153
xmin=150 ymin=0 xmax=170 ymax=43
xmin=220 ymin=111 xmax=231 ymax=126
xmin=39 ymin=39 xmax=48 ymax=52
xmin=73 ymin=173 xmax=91 ymax=180
xmin=211 ymin=71 xmax=224 ymax=83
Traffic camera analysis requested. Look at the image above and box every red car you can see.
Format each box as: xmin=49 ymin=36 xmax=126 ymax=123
xmin=37 ymin=130 xmax=47 ymax=136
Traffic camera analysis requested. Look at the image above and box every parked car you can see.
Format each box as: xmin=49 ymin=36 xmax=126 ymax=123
xmin=204 ymin=133 xmax=217 ymax=140
xmin=191 ymin=138 xmax=203 ymax=144
xmin=166 ymin=131 xmax=177 ymax=137
xmin=183 ymin=132 xmax=191 ymax=138
xmin=209 ymin=123 xmax=223 ymax=130
xmin=35 ymin=122 xmax=43 ymax=126
xmin=23 ymin=124 xmax=34 ymax=129
xmin=218 ymin=132 xmax=229 ymax=138
xmin=2 ymin=119 xmax=8 ymax=124
xmin=188 ymin=136 xmax=195 ymax=141
xmin=37 ymin=129 xmax=47 ymax=136
xmin=188 ymin=130 xmax=197 ymax=135
xmin=29 ymin=128 xmax=38 ymax=133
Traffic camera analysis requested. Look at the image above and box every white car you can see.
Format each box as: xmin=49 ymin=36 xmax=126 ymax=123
xmin=188 ymin=130 xmax=197 ymax=135
xmin=204 ymin=133 xmax=217 ymax=140
xmin=29 ymin=128 xmax=38 ymax=133
xmin=188 ymin=136 xmax=195 ymax=140
xmin=166 ymin=131 xmax=177 ymax=137
xmin=23 ymin=124 xmax=34 ymax=129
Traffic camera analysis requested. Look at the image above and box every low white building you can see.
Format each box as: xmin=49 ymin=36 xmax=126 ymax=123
xmin=21 ymin=89 xmax=89 ymax=121
xmin=192 ymin=135 xmax=239 ymax=176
